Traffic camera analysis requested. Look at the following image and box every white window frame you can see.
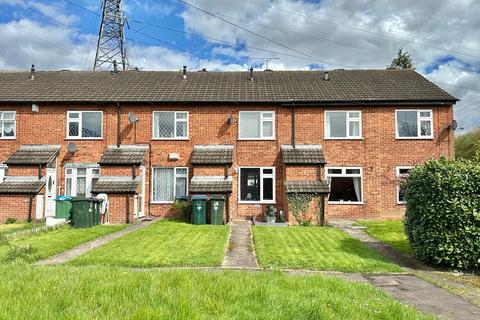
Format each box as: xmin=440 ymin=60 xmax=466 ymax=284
xmin=324 ymin=110 xmax=362 ymax=139
xmin=238 ymin=111 xmax=275 ymax=140
xmin=396 ymin=166 xmax=413 ymax=204
xmin=395 ymin=109 xmax=433 ymax=139
xmin=151 ymin=167 xmax=189 ymax=204
xmin=238 ymin=166 xmax=276 ymax=204
xmin=152 ymin=111 xmax=189 ymax=140
xmin=326 ymin=167 xmax=364 ymax=204
xmin=66 ymin=111 xmax=103 ymax=140
xmin=64 ymin=166 xmax=100 ymax=197
xmin=0 ymin=165 xmax=6 ymax=182
xmin=0 ymin=111 xmax=16 ymax=139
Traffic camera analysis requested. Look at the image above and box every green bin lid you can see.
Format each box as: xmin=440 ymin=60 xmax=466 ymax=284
xmin=175 ymin=196 xmax=189 ymax=201
xmin=191 ymin=195 xmax=208 ymax=200
xmin=70 ymin=197 xmax=91 ymax=202
xmin=210 ymin=195 xmax=225 ymax=200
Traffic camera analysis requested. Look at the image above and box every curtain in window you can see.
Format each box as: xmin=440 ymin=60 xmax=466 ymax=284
xmin=154 ymin=112 xmax=175 ymax=138
xmin=397 ymin=111 xmax=418 ymax=137
xmin=240 ymin=113 xmax=260 ymax=138
xmin=353 ymin=177 xmax=361 ymax=202
xmin=176 ymin=176 xmax=187 ymax=197
xmin=153 ymin=168 xmax=174 ymax=201
xmin=326 ymin=112 xmax=347 ymax=137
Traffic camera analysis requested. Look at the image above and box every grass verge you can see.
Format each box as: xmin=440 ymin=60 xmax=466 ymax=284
xmin=0 ymin=265 xmax=433 ymax=319
xmin=71 ymin=221 xmax=229 ymax=268
xmin=355 ymin=220 xmax=412 ymax=254
xmin=0 ymin=221 xmax=45 ymax=236
xmin=253 ymin=226 xmax=402 ymax=272
xmin=0 ymin=225 xmax=126 ymax=263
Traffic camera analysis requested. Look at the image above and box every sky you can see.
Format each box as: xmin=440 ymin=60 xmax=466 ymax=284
xmin=0 ymin=0 xmax=479 ymax=132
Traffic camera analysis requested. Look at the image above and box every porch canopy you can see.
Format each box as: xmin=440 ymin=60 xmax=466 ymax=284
xmin=4 ymin=145 xmax=60 ymax=166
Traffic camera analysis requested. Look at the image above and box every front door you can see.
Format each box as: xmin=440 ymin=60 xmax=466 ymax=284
xmin=45 ymin=167 xmax=57 ymax=217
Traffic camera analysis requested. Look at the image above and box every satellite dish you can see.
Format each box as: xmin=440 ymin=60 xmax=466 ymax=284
xmin=67 ymin=142 xmax=77 ymax=153
xmin=451 ymin=119 xmax=458 ymax=131
xmin=128 ymin=112 xmax=139 ymax=123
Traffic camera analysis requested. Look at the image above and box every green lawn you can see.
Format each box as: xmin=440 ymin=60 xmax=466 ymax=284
xmin=0 ymin=265 xmax=432 ymax=320
xmin=0 ymin=221 xmax=45 ymax=236
xmin=253 ymin=226 xmax=402 ymax=272
xmin=71 ymin=221 xmax=229 ymax=268
xmin=0 ymin=225 xmax=126 ymax=262
xmin=356 ymin=220 xmax=413 ymax=254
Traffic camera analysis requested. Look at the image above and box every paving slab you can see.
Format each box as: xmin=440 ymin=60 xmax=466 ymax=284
xmin=363 ymin=274 xmax=480 ymax=320
xmin=222 ymin=221 xmax=259 ymax=268
xmin=36 ymin=220 xmax=155 ymax=265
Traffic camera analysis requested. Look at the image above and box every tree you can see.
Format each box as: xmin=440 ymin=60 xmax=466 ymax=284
xmin=388 ymin=48 xmax=414 ymax=69
xmin=455 ymin=128 xmax=480 ymax=160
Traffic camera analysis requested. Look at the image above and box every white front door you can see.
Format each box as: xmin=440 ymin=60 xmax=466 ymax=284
xmin=138 ymin=166 xmax=146 ymax=218
xmin=45 ymin=167 xmax=57 ymax=217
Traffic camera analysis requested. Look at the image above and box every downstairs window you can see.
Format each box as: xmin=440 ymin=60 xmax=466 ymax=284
xmin=326 ymin=167 xmax=363 ymax=203
xmin=65 ymin=166 xmax=100 ymax=197
xmin=239 ymin=167 xmax=275 ymax=203
xmin=396 ymin=166 xmax=413 ymax=204
xmin=152 ymin=167 xmax=188 ymax=203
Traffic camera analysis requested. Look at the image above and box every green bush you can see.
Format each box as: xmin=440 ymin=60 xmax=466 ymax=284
xmin=5 ymin=218 xmax=17 ymax=224
xmin=4 ymin=244 xmax=39 ymax=263
xmin=288 ymin=193 xmax=313 ymax=226
xmin=172 ymin=200 xmax=192 ymax=221
xmin=403 ymin=158 xmax=480 ymax=270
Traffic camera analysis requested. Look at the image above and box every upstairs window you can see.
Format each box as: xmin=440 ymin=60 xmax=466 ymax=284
xmin=396 ymin=166 xmax=413 ymax=204
xmin=152 ymin=167 xmax=188 ymax=203
xmin=153 ymin=111 xmax=188 ymax=139
xmin=326 ymin=167 xmax=363 ymax=203
xmin=325 ymin=111 xmax=361 ymax=139
xmin=396 ymin=110 xmax=432 ymax=138
xmin=0 ymin=111 xmax=16 ymax=139
xmin=67 ymin=111 xmax=102 ymax=139
xmin=65 ymin=166 xmax=100 ymax=197
xmin=239 ymin=111 xmax=275 ymax=140
xmin=239 ymin=167 xmax=275 ymax=203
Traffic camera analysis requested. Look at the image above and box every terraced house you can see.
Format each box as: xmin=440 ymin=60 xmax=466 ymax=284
xmin=0 ymin=67 xmax=457 ymax=224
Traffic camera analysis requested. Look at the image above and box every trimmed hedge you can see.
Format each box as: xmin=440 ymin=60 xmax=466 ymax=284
xmin=403 ymin=158 xmax=480 ymax=270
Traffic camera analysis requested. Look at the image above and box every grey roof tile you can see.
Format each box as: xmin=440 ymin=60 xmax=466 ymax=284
xmin=98 ymin=145 xmax=148 ymax=165
xmin=282 ymin=145 xmax=326 ymax=164
xmin=0 ymin=69 xmax=457 ymax=103
xmin=4 ymin=145 xmax=60 ymax=165
xmin=0 ymin=177 xmax=45 ymax=194
xmin=91 ymin=176 xmax=140 ymax=193
xmin=285 ymin=180 xmax=330 ymax=194
xmin=190 ymin=176 xmax=233 ymax=193
xmin=191 ymin=145 xmax=234 ymax=165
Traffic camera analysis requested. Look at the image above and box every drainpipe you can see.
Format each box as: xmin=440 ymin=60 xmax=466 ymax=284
xmin=291 ymin=102 xmax=296 ymax=148
xmin=126 ymin=193 xmax=130 ymax=224
xmin=28 ymin=194 xmax=33 ymax=222
xmin=116 ymin=102 xmax=121 ymax=147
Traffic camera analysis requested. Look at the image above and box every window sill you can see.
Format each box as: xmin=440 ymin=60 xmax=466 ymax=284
xmin=324 ymin=137 xmax=363 ymax=140
xmin=238 ymin=201 xmax=276 ymax=204
xmin=396 ymin=137 xmax=434 ymax=140
xmin=237 ymin=138 xmax=276 ymax=141
xmin=151 ymin=201 xmax=174 ymax=204
xmin=397 ymin=202 xmax=406 ymax=205
xmin=65 ymin=138 xmax=103 ymax=140
xmin=327 ymin=201 xmax=364 ymax=205
xmin=0 ymin=137 xmax=16 ymax=140
xmin=151 ymin=138 xmax=189 ymax=141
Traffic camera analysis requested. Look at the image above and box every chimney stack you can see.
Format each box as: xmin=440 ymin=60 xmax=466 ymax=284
xmin=249 ymin=67 xmax=254 ymax=81
xmin=30 ymin=64 xmax=35 ymax=80
xmin=113 ymin=60 xmax=118 ymax=73
xmin=182 ymin=66 xmax=187 ymax=79
xmin=324 ymin=71 xmax=329 ymax=81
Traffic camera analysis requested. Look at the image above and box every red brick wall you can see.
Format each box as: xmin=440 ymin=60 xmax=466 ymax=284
xmin=0 ymin=194 xmax=38 ymax=223
xmin=0 ymin=103 xmax=454 ymax=223
xmin=107 ymin=193 xmax=135 ymax=224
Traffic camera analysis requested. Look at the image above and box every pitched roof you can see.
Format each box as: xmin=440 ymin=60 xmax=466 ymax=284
xmin=4 ymin=145 xmax=60 ymax=165
xmin=0 ymin=69 xmax=457 ymax=104
xmin=191 ymin=145 xmax=234 ymax=165
xmin=285 ymin=180 xmax=330 ymax=194
xmin=190 ymin=176 xmax=233 ymax=193
xmin=0 ymin=177 xmax=45 ymax=194
xmin=281 ymin=145 xmax=326 ymax=164
xmin=98 ymin=145 xmax=148 ymax=165
xmin=91 ymin=176 xmax=140 ymax=194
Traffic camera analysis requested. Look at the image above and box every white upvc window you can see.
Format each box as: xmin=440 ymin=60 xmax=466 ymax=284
xmin=326 ymin=167 xmax=363 ymax=204
xmin=396 ymin=166 xmax=413 ymax=204
xmin=238 ymin=167 xmax=275 ymax=203
xmin=325 ymin=111 xmax=361 ymax=139
xmin=396 ymin=110 xmax=433 ymax=139
xmin=152 ymin=167 xmax=188 ymax=203
xmin=66 ymin=111 xmax=103 ymax=139
xmin=239 ymin=111 xmax=275 ymax=140
xmin=0 ymin=165 xmax=6 ymax=182
xmin=152 ymin=111 xmax=189 ymax=139
xmin=64 ymin=166 xmax=100 ymax=197
xmin=0 ymin=111 xmax=16 ymax=139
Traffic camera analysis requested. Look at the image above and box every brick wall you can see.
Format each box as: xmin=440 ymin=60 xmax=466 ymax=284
xmin=0 ymin=103 xmax=454 ymax=223
xmin=0 ymin=194 xmax=37 ymax=223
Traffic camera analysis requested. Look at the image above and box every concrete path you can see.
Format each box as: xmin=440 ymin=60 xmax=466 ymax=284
xmin=36 ymin=220 xmax=155 ymax=265
xmin=330 ymin=220 xmax=480 ymax=319
xmin=222 ymin=221 xmax=259 ymax=269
